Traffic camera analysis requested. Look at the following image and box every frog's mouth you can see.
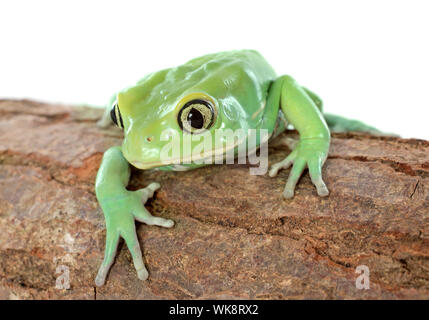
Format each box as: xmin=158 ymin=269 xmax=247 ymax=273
xmin=130 ymin=131 xmax=271 ymax=170
xmin=131 ymin=160 xmax=171 ymax=170
xmin=130 ymin=142 xmax=238 ymax=170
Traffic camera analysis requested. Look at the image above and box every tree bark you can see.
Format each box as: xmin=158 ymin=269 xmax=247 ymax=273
xmin=0 ymin=99 xmax=428 ymax=299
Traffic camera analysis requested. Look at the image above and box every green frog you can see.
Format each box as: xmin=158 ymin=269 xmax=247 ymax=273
xmin=94 ymin=50 xmax=379 ymax=286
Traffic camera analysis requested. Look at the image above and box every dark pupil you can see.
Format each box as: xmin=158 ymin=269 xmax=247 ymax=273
xmin=187 ymin=108 xmax=204 ymax=129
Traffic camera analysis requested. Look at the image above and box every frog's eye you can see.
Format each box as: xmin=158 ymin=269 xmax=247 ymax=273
xmin=110 ymin=102 xmax=124 ymax=129
xmin=178 ymin=99 xmax=215 ymax=134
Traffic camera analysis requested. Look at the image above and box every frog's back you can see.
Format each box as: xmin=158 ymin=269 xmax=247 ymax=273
xmin=184 ymin=50 xmax=275 ymax=76
xmin=129 ymin=50 xmax=278 ymax=133
xmin=181 ymin=50 xmax=277 ymax=100
xmin=138 ymin=50 xmax=275 ymax=86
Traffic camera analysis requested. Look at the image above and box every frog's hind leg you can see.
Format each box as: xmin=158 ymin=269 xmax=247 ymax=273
xmin=323 ymin=113 xmax=384 ymax=135
xmin=303 ymin=87 xmax=323 ymax=112
xmin=303 ymin=87 xmax=384 ymax=135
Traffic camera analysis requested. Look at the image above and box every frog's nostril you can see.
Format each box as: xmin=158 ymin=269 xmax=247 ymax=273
xmin=145 ymin=136 xmax=154 ymax=143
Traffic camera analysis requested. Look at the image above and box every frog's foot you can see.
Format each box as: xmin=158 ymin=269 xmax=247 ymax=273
xmin=132 ymin=183 xmax=175 ymax=228
xmin=268 ymin=139 xmax=330 ymax=199
xmin=96 ymin=114 xmax=112 ymax=128
xmin=95 ymin=182 xmax=174 ymax=287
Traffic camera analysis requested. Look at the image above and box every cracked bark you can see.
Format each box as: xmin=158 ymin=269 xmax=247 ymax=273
xmin=0 ymin=99 xmax=428 ymax=300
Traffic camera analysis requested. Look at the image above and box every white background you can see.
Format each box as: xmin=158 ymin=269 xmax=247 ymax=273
xmin=1 ymin=0 xmax=428 ymax=139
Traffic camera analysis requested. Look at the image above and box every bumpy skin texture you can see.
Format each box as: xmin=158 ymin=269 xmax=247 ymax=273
xmin=95 ymin=50 xmax=332 ymax=286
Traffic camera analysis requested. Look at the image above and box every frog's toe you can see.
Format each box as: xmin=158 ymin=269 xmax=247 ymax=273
xmin=95 ymin=230 xmax=120 ymax=286
xmin=314 ymin=179 xmax=329 ymax=197
xmin=137 ymin=267 xmax=149 ymax=281
xmin=268 ymin=163 xmax=282 ymax=177
xmin=140 ymin=215 xmax=175 ymax=228
xmin=121 ymin=230 xmax=151 ymax=282
xmin=308 ymin=160 xmax=329 ymax=197
xmin=152 ymin=217 xmax=174 ymax=228
xmin=283 ymin=188 xmax=295 ymax=199
xmin=133 ymin=205 xmax=175 ymax=228
xmin=135 ymin=182 xmax=161 ymax=203
xmin=282 ymin=159 xmax=306 ymax=199
xmin=146 ymin=182 xmax=161 ymax=192
xmin=268 ymin=151 xmax=297 ymax=178
xmin=95 ymin=267 xmax=108 ymax=287
xmin=269 ymin=158 xmax=293 ymax=177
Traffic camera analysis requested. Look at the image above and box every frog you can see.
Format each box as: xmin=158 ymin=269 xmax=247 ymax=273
xmin=94 ymin=50 xmax=380 ymax=286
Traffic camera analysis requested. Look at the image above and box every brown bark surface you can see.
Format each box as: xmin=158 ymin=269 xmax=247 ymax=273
xmin=0 ymin=99 xmax=428 ymax=299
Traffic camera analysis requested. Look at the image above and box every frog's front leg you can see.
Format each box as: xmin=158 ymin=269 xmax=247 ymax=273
xmin=94 ymin=146 xmax=174 ymax=286
xmin=268 ymin=75 xmax=330 ymax=199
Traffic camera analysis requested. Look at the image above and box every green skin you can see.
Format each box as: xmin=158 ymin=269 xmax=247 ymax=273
xmin=94 ymin=50 xmax=378 ymax=286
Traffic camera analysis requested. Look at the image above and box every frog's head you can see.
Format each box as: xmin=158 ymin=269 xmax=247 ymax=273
xmin=111 ymin=84 xmax=230 ymax=170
